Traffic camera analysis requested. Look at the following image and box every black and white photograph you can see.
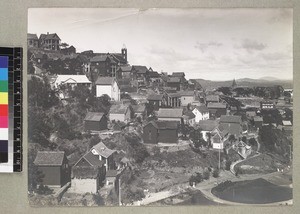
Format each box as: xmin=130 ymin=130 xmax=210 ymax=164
xmin=27 ymin=8 xmax=293 ymax=206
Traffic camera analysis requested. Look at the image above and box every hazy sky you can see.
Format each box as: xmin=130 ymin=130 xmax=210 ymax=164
xmin=28 ymin=8 xmax=293 ymax=81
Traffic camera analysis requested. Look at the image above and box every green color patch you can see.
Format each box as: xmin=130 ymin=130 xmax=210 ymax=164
xmin=0 ymin=81 xmax=8 ymax=92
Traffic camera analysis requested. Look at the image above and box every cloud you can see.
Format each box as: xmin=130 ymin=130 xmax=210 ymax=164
xmin=268 ymin=9 xmax=293 ymax=24
xmin=235 ymin=39 xmax=267 ymax=53
xmin=194 ymin=41 xmax=222 ymax=53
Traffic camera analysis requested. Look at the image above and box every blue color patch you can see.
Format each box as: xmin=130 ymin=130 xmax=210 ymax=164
xmin=0 ymin=68 xmax=8 ymax=80
xmin=0 ymin=56 xmax=8 ymax=68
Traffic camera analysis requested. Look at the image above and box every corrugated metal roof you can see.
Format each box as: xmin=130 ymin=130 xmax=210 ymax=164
xmin=54 ymin=75 xmax=91 ymax=85
xmin=84 ymin=112 xmax=105 ymax=122
xmin=34 ymin=151 xmax=65 ymax=166
xmin=197 ymin=120 xmax=218 ymax=131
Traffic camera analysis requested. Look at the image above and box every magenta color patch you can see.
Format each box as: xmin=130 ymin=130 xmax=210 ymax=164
xmin=0 ymin=116 xmax=8 ymax=128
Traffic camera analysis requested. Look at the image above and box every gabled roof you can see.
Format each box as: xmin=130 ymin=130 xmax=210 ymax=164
xmin=34 ymin=151 xmax=65 ymax=166
xmin=92 ymin=142 xmax=116 ymax=158
xmin=148 ymin=71 xmax=160 ymax=78
xmin=110 ymin=104 xmax=130 ymax=114
xmin=172 ymin=72 xmax=185 ymax=77
xmin=207 ymin=102 xmax=226 ymax=109
xmin=180 ymin=91 xmax=195 ymax=97
xmin=95 ymin=77 xmax=116 ymax=85
xmin=75 ymin=151 xmax=106 ymax=167
xmin=28 ymin=33 xmax=38 ymax=40
xmin=183 ymin=111 xmax=196 ymax=119
xmin=118 ymin=65 xmax=132 ymax=72
xmin=132 ymin=105 xmax=146 ymax=113
xmin=157 ymin=108 xmax=183 ymax=118
xmin=194 ymin=105 xmax=209 ymax=113
xmin=90 ymin=55 xmax=109 ymax=62
xmin=246 ymin=111 xmax=256 ymax=117
xmin=132 ymin=65 xmax=148 ymax=74
xmin=84 ymin=112 xmax=105 ymax=122
xmin=39 ymin=33 xmax=60 ymax=41
xmin=54 ymin=75 xmax=91 ymax=85
xmin=147 ymin=94 xmax=163 ymax=101
xmin=167 ymin=92 xmax=181 ymax=98
xmin=197 ymin=120 xmax=218 ymax=131
xmin=219 ymin=123 xmax=241 ymax=136
xmin=156 ymin=121 xmax=179 ymax=129
xmin=167 ymin=77 xmax=181 ymax=83
xmin=206 ymin=95 xmax=219 ymax=102
xmin=220 ymin=115 xmax=242 ymax=124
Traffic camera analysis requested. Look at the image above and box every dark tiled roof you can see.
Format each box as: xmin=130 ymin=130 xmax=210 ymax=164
xmin=219 ymin=123 xmax=241 ymax=136
xmin=82 ymin=151 xmax=106 ymax=167
xmin=132 ymin=65 xmax=148 ymax=74
xmin=119 ymin=65 xmax=132 ymax=72
xmin=39 ymin=33 xmax=60 ymax=41
xmin=207 ymin=103 xmax=226 ymax=109
xmin=90 ymin=55 xmax=109 ymax=62
xmin=172 ymin=72 xmax=185 ymax=77
xmin=28 ymin=33 xmax=38 ymax=40
xmin=156 ymin=121 xmax=179 ymax=130
xmin=157 ymin=108 xmax=183 ymax=118
xmin=180 ymin=91 xmax=195 ymax=96
xmin=95 ymin=77 xmax=116 ymax=85
xmin=197 ymin=120 xmax=218 ymax=131
xmin=183 ymin=111 xmax=196 ymax=119
xmin=167 ymin=77 xmax=181 ymax=83
xmin=84 ymin=112 xmax=105 ymax=122
xmin=194 ymin=105 xmax=209 ymax=113
xmin=148 ymin=94 xmax=163 ymax=101
xmin=220 ymin=115 xmax=242 ymax=124
xmin=92 ymin=142 xmax=116 ymax=158
xmin=132 ymin=105 xmax=146 ymax=113
xmin=110 ymin=104 xmax=130 ymax=114
xmin=148 ymin=71 xmax=160 ymax=78
xmin=34 ymin=151 xmax=65 ymax=166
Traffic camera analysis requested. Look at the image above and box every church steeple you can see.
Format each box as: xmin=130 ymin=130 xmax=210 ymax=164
xmin=121 ymin=44 xmax=127 ymax=63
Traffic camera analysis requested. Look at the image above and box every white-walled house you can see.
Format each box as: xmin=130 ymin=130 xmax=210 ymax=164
xmin=52 ymin=75 xmax=92 ymax=90
xmin=192 ymin=105 xmax=209 ymax=123
xmin=95 ymin=77 xmax=120 ymax=101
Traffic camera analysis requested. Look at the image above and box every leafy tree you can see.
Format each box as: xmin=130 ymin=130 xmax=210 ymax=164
xmin=248 ymin=138 xmax=257 ymax=146
xmin=190 ymin=128 xmax=207 ymax=148
xmin=145 ymin=102 xmax=154 ymax=116
xmin=212 ymin=168 xmax=220 ymax=178
xmin=217 ymin=87 xmax=232 ymax=96
xmin=125 ymin=134 xmax=149 ymax=163
xmin=241 ymin=136 xmax=247 ymax=143
xmin=228 ymin=134 xmax=236 ymax=144
xmin=203 ymin=169 xmax=210 ymax=180
xmin=28 ymin=76 xmax=59 ymax=109
xmin=28 ymin=61 xmax=35 ymax=74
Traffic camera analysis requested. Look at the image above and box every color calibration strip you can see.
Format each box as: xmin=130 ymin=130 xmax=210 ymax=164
xmin=0 ymin=47 xmax=22 ymax=172
xmin=0 ymin=56 xmax=8 ymax=163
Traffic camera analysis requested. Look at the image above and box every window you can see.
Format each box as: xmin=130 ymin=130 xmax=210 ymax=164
xmin=149 ymin=130 xmax=152 ymax=140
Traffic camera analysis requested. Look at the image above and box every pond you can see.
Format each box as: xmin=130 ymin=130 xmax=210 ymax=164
xmin=212 ymin=178 xmax=292 ymax=204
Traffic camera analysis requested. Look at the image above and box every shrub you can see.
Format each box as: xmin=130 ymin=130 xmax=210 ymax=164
xmin=212 ymin=169 xmax=220 ymax=178
xmin=203 ymin=170 xmax=210 ymax=180
xmin=36 ymin=185 xmax=53 ymax=195
xmin=225 ymin=160 xmax=232 ymax=171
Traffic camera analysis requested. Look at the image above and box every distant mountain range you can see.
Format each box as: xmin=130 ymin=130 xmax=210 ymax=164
xmin=193 ymin=78 xmax=293 ymax=90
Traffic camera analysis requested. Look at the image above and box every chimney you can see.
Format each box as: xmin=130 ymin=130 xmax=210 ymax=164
xmin=47 ymin=32 xmax=49 ymax=35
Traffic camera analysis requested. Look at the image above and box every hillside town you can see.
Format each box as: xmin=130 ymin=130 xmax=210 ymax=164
xmin=27 ymin=32 xmax=293 ymax=206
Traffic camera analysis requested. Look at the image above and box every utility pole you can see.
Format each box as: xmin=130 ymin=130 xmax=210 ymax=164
xmin=118 ymin=178 xmax=121 ymax=206
xmin=218 ymin=146 xmax=221 ymax=169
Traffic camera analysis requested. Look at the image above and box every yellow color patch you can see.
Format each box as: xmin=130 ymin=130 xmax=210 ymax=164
xmin=0 ymin=92 xmax=8 ymax=104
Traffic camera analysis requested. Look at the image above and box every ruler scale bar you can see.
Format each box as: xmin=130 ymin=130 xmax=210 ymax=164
xmin=0 ymin=47 xmax=22 ymax=172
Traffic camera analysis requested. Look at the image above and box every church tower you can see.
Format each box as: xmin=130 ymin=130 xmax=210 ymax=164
xmin=121 ymin=44 xmax=127 ymax=63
